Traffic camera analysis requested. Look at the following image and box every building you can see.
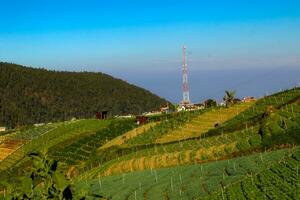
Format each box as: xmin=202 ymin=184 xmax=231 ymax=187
xmin=136 ymin=116 xmax=148 ymax=125
xmin=34 ymin=123 xmax=45 ymax=127
xmin=96 ymin=111 xmax=108 ymax=120
xmin=242 ymin=96 xmax=256 ymax=103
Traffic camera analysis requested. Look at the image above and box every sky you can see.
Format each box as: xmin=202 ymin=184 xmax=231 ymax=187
xmin=0 ymin=0 xmax=300 ymax=102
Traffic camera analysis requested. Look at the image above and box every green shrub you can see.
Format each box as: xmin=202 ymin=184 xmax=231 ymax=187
xmin=248 ymin=134 xmax=262 ymax=147
xmin=236 ymin=139 xmax=251 ymax=151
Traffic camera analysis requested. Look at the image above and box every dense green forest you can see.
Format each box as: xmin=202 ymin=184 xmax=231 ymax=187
xmin=0 ymin=62 xmax=167 ymax=128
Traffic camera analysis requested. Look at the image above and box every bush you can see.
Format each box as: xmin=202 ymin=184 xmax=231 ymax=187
xmin=236 ymin=139 xmax=251 ymax=151
xmin=248 ymin=134 xmax=262 ymax=147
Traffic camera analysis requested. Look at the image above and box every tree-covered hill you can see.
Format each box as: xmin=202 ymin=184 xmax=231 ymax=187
xmin=0 ymin=62 xmax=167 ymax=128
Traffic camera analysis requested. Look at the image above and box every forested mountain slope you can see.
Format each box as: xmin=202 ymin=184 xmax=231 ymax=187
xmin=0 ymin=62 xmax=167 ymax=127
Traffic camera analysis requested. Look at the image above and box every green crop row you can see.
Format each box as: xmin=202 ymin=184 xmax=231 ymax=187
xmin=208 ymin=87 xmax=300 ymax=137
xmin=48 ymin=119 xmax=137 ymax=167
xmin=11 ymin=122 xmax=64 ymax=140
xmin=205 ymin=147 xmax=300 ymax=200
xmin=125 ymin=109 xmax=211 ymax=145
xmin=22 ymin=119 xmax=110 ymax=153
xmin=85 ymin=92 xmax=300 ymax=178
xmin=75 ymin=147 xmax=297 ymax=200
xmin=0 ymin=119 xmax=110 ymax=183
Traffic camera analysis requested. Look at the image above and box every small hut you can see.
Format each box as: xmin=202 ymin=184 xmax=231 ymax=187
xmin=136 ymin=116 xmax=148 ymax=125
xmin=96 ymin=111 xmax=108 ymax=120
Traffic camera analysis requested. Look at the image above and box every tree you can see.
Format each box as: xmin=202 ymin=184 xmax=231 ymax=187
xmin=204 ymin=99 xmax=217 ymax=108
xmin=223 ymin=90 xmax=236 ymax=106
xmin=0 ymin=62 xmax=167 ymax=128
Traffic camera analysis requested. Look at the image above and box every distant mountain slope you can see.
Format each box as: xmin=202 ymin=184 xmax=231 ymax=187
xmin=0 ymin=62 xmax=167 ymax=127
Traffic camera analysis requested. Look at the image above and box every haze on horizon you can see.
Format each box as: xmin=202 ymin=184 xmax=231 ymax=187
xmin=0 ymin=0 xmax=300 ymax=103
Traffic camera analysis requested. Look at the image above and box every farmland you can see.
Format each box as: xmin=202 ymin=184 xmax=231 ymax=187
xmin=0 ymin=87 xmax=300 ymax=199
xmin=77 ymin=147 xmax=298 ymax=199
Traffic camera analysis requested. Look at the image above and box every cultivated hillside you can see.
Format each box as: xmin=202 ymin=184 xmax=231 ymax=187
xmin=0 ymin=62 xmax=167 ymax=127
xmin=0 ymin=87 xmax=299 ymax=199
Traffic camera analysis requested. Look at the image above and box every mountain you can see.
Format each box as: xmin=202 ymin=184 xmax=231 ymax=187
xmin=0 ymin=62 xmax=167 ymax=128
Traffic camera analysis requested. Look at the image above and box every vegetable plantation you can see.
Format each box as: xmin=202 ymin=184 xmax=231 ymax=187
xmin=77 ymin=148 xmax=297 ymax=200
xmin=0 ymin=87 xmax=300 ymax=199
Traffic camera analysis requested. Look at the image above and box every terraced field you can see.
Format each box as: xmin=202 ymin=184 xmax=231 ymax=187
xmin=1 ymin=87 xmax=300 ymax=199
xmin=84 ymin=88 xmax=300 ymax=179
xmin=93 ymin=128 xmax=256 ymax=177
xmin=22 ymin=119 xmax=110 ymax=153
xmin=100 ymin=122 xmax=158 ymax=150
xmin=0 ymin=119 xmax=110 ymax=173
xmin=124 ymin=109 xmax=209 ymax=146
xmin=48 ymin=119 xmax=137 ymax=167
xmin=77 ymin=148 xmax=297 ymax=200
xmin=156 ymin=103 xmax=253 ymax=143
xmin=206 ymin=147 xmax=300 ymax=199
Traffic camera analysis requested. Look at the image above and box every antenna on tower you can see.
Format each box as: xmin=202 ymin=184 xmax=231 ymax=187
xmin=181 ymin=45 xmax=191 ymax=105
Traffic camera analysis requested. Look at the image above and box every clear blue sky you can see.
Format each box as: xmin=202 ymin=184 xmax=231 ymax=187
xmin=1 ymin=0 xmax=300 ymax=102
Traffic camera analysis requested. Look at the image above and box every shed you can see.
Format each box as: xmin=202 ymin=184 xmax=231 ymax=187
xmin=136 ymin=116 xmax=148 ymax=125
xmin=96 ymin=111 xmax=108 ymax=120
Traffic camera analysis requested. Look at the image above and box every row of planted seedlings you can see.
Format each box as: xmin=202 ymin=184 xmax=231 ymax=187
xmin=11 ymin=122 xmax=65 ymax=140
xmin=259 ymin=103 xmax=300 ymax=148
xmin=94 ymin=94 xmax=300 ymax=176
xmin=206 ymin=147 xmax=300 ymax=200
xmin=91 ymin=89 xmax=296 ymax=170
xmin=0 ymin=119 xmax=111 ymax=187
xmin=22 ymin=119 xmax=110 ymax=154
xmin=77 ymin=89 xmax=300 ymax=183
xmin=0 ymin=119 xmax=83 ymax=168
xmin=78 ymin=147 xmax=295 ymax=200
xmin=84 ymin=123 xmax=262 ymax=179
xmin=0 ymin=122 xmax=66 ymax=171
xmin=48 ymin=118 xmax=138 ymax=171
xmin=83 ymin=103 xmax=269 ymax=179
xmin=91 ymin=96 xmax=297 ymax=178
xmin=82 ymin=109 xmax=214 ymax=170
xmin=125 ymin=108 xmax=214 ymax=146
xmin=204 ymin=87 xmax=300 ymax=140
xmin=0 ymin=122 xmax=72 ymax=183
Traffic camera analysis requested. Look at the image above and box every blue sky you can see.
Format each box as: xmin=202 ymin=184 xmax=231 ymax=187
xmin=1 ymin=0 xmax=300 ymax=102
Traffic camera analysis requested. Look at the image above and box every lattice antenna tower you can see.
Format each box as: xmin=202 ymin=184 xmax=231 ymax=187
xmin=182 ymin=45 xmax=190 ymax=104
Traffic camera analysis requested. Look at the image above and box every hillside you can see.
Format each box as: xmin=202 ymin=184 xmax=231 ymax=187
xmin=0 ymin=87 xmax=299 ymax=199
xmin=0 ymin=62 xmax=167 ymax=128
